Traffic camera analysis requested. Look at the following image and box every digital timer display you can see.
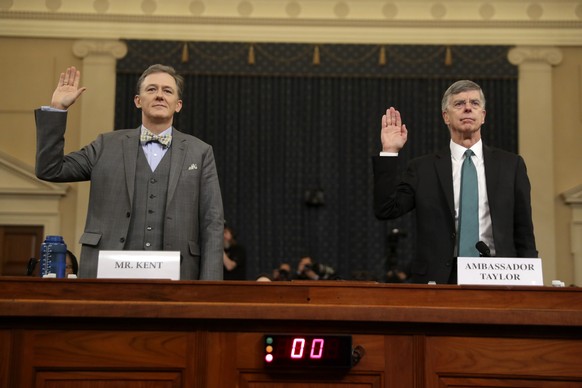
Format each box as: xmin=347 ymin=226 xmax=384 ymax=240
xmin=264 ymin=334 xmax=353 ymax=368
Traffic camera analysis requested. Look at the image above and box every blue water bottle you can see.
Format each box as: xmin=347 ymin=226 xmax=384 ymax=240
xmin=39 ymin=235 xmax=67 ymax=278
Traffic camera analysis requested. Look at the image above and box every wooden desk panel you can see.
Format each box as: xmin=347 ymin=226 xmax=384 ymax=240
xmin=425 ymin=336 xmax=582 ymax=387
xmin=0 ymin=330 xmax=10 ymax=388
xmin=0 ymin=278 xmax=581 ymax=388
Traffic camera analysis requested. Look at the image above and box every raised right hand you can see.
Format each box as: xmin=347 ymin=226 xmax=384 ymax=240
xmin=380 ymin=107 xmax=408 ymax=153
xmin=50 ymin=66 xmax=87 ymax=110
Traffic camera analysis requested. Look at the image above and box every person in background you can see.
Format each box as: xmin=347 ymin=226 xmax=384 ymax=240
xmin=295 ymin=255 xmax=337 ymax=280
xmin=255 ymin=273 xmax=273 ymax=282
xmin=34 ymin=65 xmax=224 ymax=280
xmin=372 ymin=80 xmax=537 ymax=284
xmin=65 ymin=250 xmax=79 ymax=277
xmin=272 ymin=262 xmax=293 ymax=281
xmin=223 ymin=224 xmax=247 ymax=280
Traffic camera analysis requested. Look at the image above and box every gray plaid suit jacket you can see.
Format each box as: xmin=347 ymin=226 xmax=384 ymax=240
xmin=35 ymin=109 xmax=224 ymax=280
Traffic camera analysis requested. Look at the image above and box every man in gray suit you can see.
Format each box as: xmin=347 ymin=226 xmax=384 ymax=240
xmin=35 ymin=65 xmax=224 ymax=280
xmin=373 ymin=80 xmax=537 ymax=284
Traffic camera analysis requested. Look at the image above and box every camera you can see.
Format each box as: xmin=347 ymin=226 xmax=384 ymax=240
xmin=303 ymin=262 xmax=336 ymax=280
xmin=276 ymin=268 xmax=292 ymax=281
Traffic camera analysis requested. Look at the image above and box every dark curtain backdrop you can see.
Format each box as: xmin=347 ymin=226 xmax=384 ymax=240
xmin=115 ymin=41 xmax=517 ymax=281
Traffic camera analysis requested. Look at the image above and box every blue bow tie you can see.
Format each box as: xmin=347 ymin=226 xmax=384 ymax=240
xmin=140 ymin=130 xmax=172 ymax=147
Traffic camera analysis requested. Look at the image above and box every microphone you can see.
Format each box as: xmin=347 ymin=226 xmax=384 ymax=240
xmin=475 ymin=241 xmax=491 ymax=257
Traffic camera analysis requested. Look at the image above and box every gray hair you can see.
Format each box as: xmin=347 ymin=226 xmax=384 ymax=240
xmin=136 ymin=64 xmax=184 ymax=99
xmin=441 ymin=80 xmax=486 ymax=112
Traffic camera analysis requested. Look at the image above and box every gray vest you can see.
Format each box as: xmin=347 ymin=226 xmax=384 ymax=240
xmin=125 ymin=147 xmax=172 ymax=251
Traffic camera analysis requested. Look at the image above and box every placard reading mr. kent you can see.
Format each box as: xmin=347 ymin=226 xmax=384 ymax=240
xmin=97 ymin=251 xmax=180 ymax=280
xmin=457 ymin=257 xmax=543 ymax=286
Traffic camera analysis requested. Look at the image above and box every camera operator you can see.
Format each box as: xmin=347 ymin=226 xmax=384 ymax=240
xmin=385 ymin=228 xmax=410 ymax=283
xmin=223 ymin=224 xmax=247 ymax=280
xmin=272 ymin=262 xmax=294 ymax=281
xmin=296 ymin=256 xmax=337 ymax=280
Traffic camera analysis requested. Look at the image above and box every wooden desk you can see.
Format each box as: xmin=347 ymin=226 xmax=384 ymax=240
xmin=1 ymin=277 xmax=581 ymax=387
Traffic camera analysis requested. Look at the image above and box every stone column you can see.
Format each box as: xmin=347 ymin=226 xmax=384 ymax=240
xmin=72 ymin=40 xmax=128 ymax=254
xmin=562 ymin=186 xmax=582 ymax=286
xmin=508 ymin=46 xmax=563 ymax=283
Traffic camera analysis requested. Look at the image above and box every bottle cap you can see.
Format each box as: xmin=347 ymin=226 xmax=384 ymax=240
xmin=45 ymin=235 xmax=64 ymax=242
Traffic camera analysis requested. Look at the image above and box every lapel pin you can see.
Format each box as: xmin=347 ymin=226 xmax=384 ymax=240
xmin=188 ymin=164 xmax=198 ymax=170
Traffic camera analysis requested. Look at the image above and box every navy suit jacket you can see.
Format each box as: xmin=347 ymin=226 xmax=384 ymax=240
xmin=373 ymin=145 xmax=537 ymax=284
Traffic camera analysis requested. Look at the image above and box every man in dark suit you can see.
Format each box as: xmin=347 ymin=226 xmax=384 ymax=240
xmin=373 ymin=80 xmax=537 ymax=284
xmin=35 ymin=65 xmax=224 ymax=280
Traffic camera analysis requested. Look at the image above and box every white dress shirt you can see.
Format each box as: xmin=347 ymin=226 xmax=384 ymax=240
xmin=450 ymin=139 xmax=495 ymax=255
xmin=140 ymin=126 xmax=172 ymax=172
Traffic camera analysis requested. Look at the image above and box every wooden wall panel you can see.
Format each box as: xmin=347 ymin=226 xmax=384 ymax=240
xmin=238 ymin=372 xmax=382 ymax=387
xmin=36 ymin=371 xmax=181 ymax=388
xmin=425 ymin=336 xmax=582 ymax=387
xmin=0 ymin=225 xmax=42 ymax=276
xmin=12 ymin=330 xmax=191 ymax=387
xmin=204 ymin=331 xmax=238 ymax=387
xmin=384 ymin=335 xmax=416 ymax=388
xmin=0 ymin=330 xmax=11 ymax=388
xmin=438 ymin=377 xmax=581 ymax=388
xmin=30 ymin=330 xmax=189 ymax=367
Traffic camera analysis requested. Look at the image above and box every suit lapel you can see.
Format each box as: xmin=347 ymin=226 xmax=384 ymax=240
xmin=167 ymin=128 xmax=187 ymax=204
xmin=434 ymin=148 xmax=455 ymax=219
xmin=122 ymin=129 xmax=140 ymax=208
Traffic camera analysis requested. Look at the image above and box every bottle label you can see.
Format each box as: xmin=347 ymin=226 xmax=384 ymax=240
xmin=40 ymin=236 xmax=67 ymax=279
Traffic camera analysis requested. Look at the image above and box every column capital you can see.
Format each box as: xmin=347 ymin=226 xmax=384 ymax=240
xmin=508 ymin=46 xmax=563 ymax=66
xmin=72 ymin=39 xmax=128 ymax=59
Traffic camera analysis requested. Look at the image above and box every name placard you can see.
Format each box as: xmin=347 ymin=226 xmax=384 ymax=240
xmin=97 ymin=250 xmax=180 ymax=280
xmin=457 ymin=257 xmax=543 ymax=286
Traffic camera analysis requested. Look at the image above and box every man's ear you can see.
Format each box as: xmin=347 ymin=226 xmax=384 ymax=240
xmin=175 ymin=99 xmax=183 ymax=113
xmin=442 ymin=110 xmax=449 ymax=125
xmin=134 ymin=95 xmax=141 ymax=108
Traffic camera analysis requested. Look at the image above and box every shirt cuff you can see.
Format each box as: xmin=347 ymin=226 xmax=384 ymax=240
xmin=379 ymin=152 xmax=398 ymax=157
xmin=41 ymin=106 xmax=67 ymax=112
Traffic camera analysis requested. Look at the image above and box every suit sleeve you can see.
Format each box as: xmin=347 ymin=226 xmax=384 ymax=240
xmin=513 ymin=155 xmax=538 ymax=257
xmin=198 ymin=145 xmax=225 ymax=280
xmin=372 ymin=155 xmax=416 ymax=219
xmin=35 ymin=109 xmax=100 ymax=182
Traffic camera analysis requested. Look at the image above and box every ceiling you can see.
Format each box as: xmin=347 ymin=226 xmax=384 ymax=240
xmin=1 ymin=0 xmax=581 ymax=45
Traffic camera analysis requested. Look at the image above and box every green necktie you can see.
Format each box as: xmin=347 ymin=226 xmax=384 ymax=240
xmin=458 ymin=149 xmax=479 ymax=257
